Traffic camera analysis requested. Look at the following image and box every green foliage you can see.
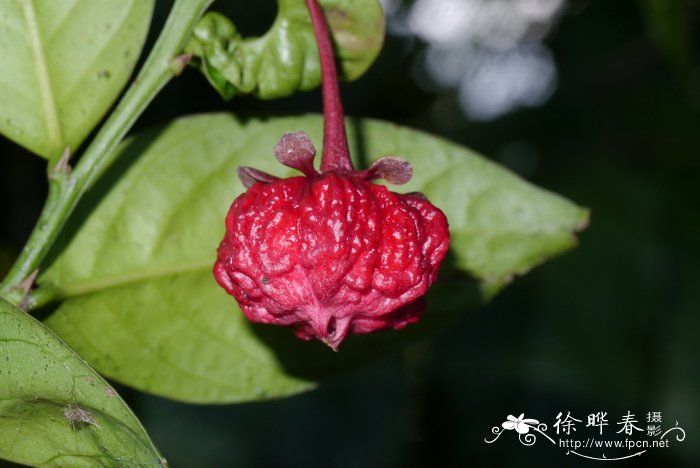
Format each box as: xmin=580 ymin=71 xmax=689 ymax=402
xmin=186 ymin=0 xmax=385 ymax=99
xmin=640 ymin=0 xmax=694 ymax=73
xmin=36 ymin=114 xmax=587 ymax=403
xmin=0 ymin=0 xmax=154 ymax=160
xmin=0 ymin=298 xmax=163 ymax=467
xmin=0 ymin=0 xmax=590 ymax=463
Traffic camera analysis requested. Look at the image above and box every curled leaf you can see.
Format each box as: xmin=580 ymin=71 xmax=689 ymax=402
xmin=185 ymin=0 xmax=385 ymax=99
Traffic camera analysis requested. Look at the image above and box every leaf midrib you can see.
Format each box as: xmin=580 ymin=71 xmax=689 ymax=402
xmin=45 ymin=221 xmax=584 ymax=301
xmin=46 ymin=261 xmax=212 ymax=300
xmin=22 ymin=0 xmax=62 ymax=153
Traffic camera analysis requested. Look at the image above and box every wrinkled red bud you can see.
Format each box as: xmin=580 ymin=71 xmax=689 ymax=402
xmin=213 ymin=0 xmax=449 ymax=350
xmin=214 ymin=134 xmax=449 ymax=350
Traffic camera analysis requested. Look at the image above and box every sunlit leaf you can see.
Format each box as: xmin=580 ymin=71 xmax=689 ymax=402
xmin=0 ymin=0 xmax=154 ymax=159
xmin=39 ymin=113 xmax=587 ymax=403
xmin=185 ymin=0 xmax=384 ymax=99
xmin=0 ymin=298 xmax=163 ymax=467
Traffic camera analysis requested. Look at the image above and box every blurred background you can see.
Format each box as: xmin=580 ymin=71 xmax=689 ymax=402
xmin=1 ymin=0 xmax=699 ymax=466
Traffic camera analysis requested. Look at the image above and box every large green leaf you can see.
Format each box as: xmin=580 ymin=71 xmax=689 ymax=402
xmin=38 ymin=113 xmax=588 ymax=403
xmin=0 ymin=298 xmax=163 ymax=467
xmin=0 ymin=0 xmax=154 ymax=159
xmin=185 ymin=0 xmax=384 ymax=99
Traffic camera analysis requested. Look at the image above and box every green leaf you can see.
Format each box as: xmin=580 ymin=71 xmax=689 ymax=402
xmin=185 ymin=0 xmax=384 ymax=99
xmin=0 ymin=0 xmax=154 ymax=159
xmin=38 ymin=113 xmax=588 ymax=403
xmin=0 ymin=298 xmax=163 ymax=467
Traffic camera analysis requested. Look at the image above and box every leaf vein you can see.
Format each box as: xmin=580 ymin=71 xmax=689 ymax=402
xmin=52 ymin=262 xmax=211 ymax=299
xmin=21 ymin=0 xmax=63 ymax=154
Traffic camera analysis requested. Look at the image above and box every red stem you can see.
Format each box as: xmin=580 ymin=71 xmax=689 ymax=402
xmin=305 ymin=0 xmax=353 ymax=173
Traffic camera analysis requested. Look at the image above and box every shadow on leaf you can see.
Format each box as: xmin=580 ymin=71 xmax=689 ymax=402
xmin=248 ymin=249 xmax=483 ymax=381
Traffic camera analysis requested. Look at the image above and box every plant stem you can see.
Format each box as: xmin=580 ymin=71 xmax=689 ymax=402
xmin=0 ymin=0 xmax=214 ymax=306
xmin=306 ymin=0 xmax=353 ymax=174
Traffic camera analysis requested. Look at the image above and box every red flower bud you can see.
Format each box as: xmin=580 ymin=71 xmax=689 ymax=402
xmin=213 ymin=0 xmax=449 ymax=350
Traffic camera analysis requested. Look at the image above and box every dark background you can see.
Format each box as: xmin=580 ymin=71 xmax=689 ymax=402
xmin=1 ymin=0 xmax=699 ymax=467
